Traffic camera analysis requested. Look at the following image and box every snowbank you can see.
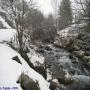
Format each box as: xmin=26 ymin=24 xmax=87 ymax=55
xmin=0 ymin=44 xmax=22 ymax=90
xmin=0 ymin=16 xmax=11 ymax=29
xmin=0 ymin=27 xmax=49 ymax=90
xmin=0 ymin=44 xmax=50 ymax=90
xmin=0 ymin=13 xmax=50 ymax=90
xmin=0 ymin=29 xmax=16 ymax=42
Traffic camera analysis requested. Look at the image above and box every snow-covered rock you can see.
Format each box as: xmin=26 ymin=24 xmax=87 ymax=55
xmin=27 ymin=48 xmax=45 ymax=66
xmin=54 ymin=23 xmax=86 ymax=48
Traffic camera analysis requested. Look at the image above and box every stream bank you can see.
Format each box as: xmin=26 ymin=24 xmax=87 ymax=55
xmin=33 ymin=43 xmax=90 ymax=90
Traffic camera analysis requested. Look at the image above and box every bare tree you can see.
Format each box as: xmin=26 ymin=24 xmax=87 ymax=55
xmin=1 ymin=0 xmax=35 ymax=68
xmin=1 ymin=0 xmax=34 ymax=52
xmin=72 ymin=0 xmax=89 ymax=23
xmin=72 ymin=0 xmax=90 ymax=32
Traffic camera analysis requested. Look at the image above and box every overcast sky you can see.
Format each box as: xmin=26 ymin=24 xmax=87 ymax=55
xmin=37 ymin=0 xmax=54 ymax=16
xmin=36 ymin=0 xmax=78 ymax=16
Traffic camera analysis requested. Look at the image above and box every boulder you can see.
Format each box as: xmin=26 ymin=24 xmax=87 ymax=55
xmin=58 ymin=71 xmax=73 ymax=85
xmin=72 ymin=45 xmax=80 ymax=51
xmin=54 ymin=36 xmax=70 ymax=48
xmin=66 ymin=75 xmax=90 ymax=90
xmin=12 ymin=56 xmax=22 ymax=64
xmin=69 ymin=54 xmax=74 ymax=59
xmin=45 ymin=46 xmax=52 ymax=51
xmin=49 ymin=79 xmax=61 ymax=90
xmin=17 ymin=73 xmax=40 ymax=90
xmin=87 ymin=62 xmax=90 ymax=69
xmin=73 ymin=50 xmax=84 ymax=58
xmin=83 ymin=56 xmax=90 ymax=63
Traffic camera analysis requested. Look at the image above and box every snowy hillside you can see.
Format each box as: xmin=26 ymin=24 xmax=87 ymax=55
xmin=0 ymin=29 xmax=15 ymax=42
xmin=0 ymin=7 xmax=15 ymax=42
xmin=0 ymin=8 xmax=50 ymax=90
xmin=0 ymin=44 xmax=50 ymax=90
xmin=0 ymin=44 xmax=22 ymax=90
xmin=0 ymin=16 xmax=11 ymax=29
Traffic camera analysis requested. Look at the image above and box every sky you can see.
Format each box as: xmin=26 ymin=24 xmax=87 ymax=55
xmin=35 ymin=0 xmax=77 ymax=16
xmin=26 ymin=0 xmax=54 ymax=16
xmin=27 ymin=0 xmax=80 ymax=16
xmin=37 ymin=0 xmax=54 ymax=16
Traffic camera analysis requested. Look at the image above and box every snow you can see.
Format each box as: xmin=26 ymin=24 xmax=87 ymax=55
xmin=0 ymin=26 xmax=50 ymax=90
xmin=0 ymin=44 xmax=50 ymax=90
xmin=54 ymin=23 xmax=87 ymax=47
xmin=57 ymin=23 xmax=86 ymax=37
xmin=0 ymin=11 xmax=15 ymax=42
xmin=27 ymin=49 xmax=45 ymax=66
xmin=0 ymin=44 xmax=22 ymax=90
xmin=0 ymin=16 xmax=11 ymax=29
xmin=0 ymin=10 xmax=50 ymax=89
xmin=0 ymin=11 xmax=14 ymax=42
xmin=0 ymin=29 xmax=16 ymax=42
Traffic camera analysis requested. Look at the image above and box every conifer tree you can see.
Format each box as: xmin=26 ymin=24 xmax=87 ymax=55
xmin=58 ymin=0 xmax=72 ymax=30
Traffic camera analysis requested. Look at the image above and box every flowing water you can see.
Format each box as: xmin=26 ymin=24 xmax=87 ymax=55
xmin=35 ymin=44 xmax=90 ymax=90
xmin=36 ymin=44 xmax=90 ymax=79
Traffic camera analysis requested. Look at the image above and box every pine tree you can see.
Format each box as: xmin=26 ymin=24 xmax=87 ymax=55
xmin=58 ymin=0 xmax=72 ymax=30
xmin=83 ymin=0 xmax=90 ymax=32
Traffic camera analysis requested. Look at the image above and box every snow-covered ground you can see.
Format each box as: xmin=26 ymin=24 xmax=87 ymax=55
xmin=0 ymin=16 xmax=11 ymax=29
xmin=0 ymin=13 xmax=50 ymax=90
xmin=0 ymin=44 xmax=50 ymax=90
xmin=0 ymin=44 xmax=22 ymax=90
xmin=0 ymin=29 xmax=16 ymax=42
